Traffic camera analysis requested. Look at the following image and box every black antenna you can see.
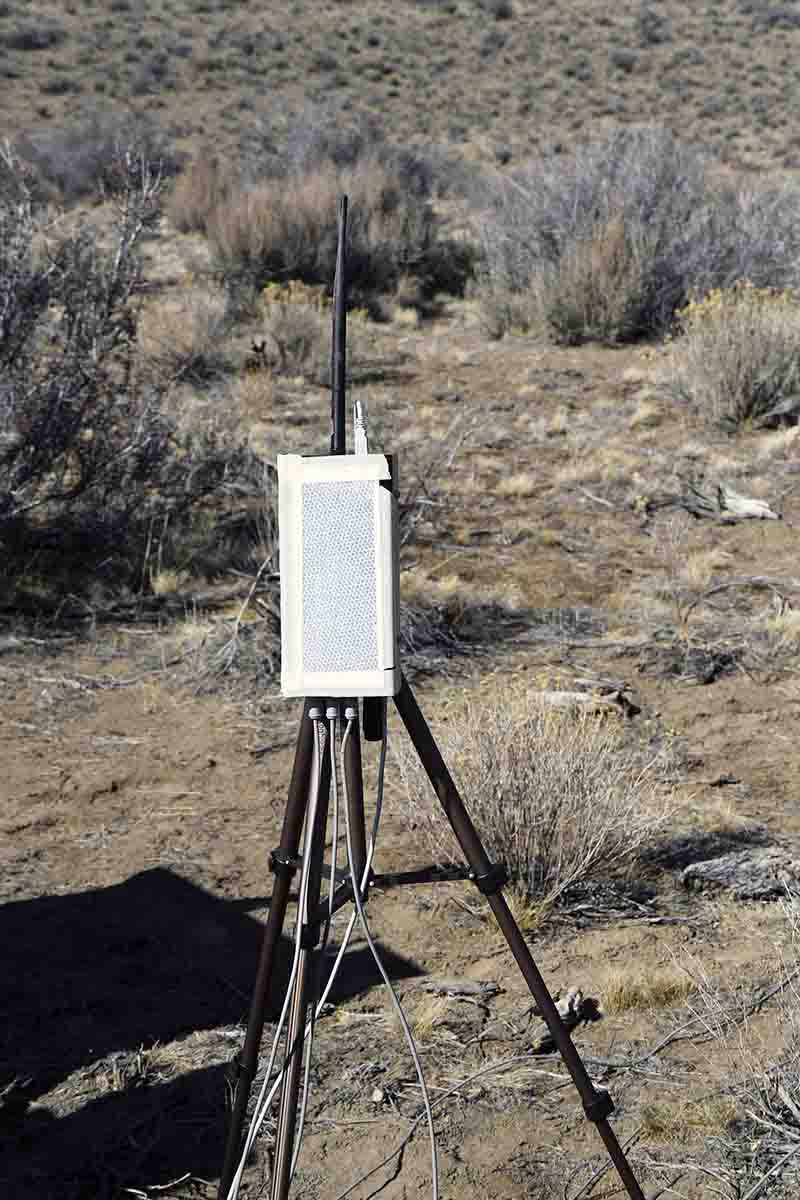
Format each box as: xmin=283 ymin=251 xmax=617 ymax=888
xmin=330 ymin=195 xmax=348 ymax=455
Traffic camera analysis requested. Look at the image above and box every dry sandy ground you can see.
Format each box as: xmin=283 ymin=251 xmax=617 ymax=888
xmin=3 ymin=313 xmax=800 ymax=1199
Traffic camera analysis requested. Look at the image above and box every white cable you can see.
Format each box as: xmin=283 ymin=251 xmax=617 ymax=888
xmin=289 ymin=706 xmax=341 ymax=1180
xmin=340 ymin=715 xmax=439 ymax=1200
xmin=326 ymin=709 xmax=341 ymax=931
xmin=225 ymin=715 xmax=326 ymax=1200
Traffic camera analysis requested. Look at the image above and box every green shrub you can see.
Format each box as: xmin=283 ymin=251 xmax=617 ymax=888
xmin=665 ymin=282 xmax=800 ymax=427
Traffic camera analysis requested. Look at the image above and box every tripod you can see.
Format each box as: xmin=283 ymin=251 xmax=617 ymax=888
xmin=217 ymin=199 xmax=647 ymax=1200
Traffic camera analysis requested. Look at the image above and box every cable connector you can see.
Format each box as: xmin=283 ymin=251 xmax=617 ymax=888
xmin=353 ymin=399 xmax=369 ymax=455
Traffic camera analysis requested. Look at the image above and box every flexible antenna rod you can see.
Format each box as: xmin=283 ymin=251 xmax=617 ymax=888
xmin=330 ymin=195 xmax=348 ymax=455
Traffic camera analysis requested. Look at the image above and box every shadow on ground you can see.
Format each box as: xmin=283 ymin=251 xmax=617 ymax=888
xmin=1 ymin=868 xmax=422 ymax=1198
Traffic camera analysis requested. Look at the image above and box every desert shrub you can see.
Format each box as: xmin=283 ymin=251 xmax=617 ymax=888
xmin=137 ymin=288 xmax=232 ymax=384
xmin=396 ymin=691 xmax=674 ymax=910
xmin=210 ymin=116 xmax=472 ymax=313
xmin=259 ymin=280 xmax=330 ymax=379
xmin=478 ymin=0 xmax=514 ymax=17
xmin=1 ymin=23 xmax=65 ymax=51
xmin=0 ymin=144 xmax=254 ymax=602
xmin=166 ymin=154 xmax=232 ymax=233
xmin=475 ymin=124 xmax=800 ymax=343
xmin=637 ymin=4 xmax=672 ymax=45
xmin=13 ymin=112 xmax=181 ymax=204
xmin=609 ymin=48 xmax=638 ymax=74
xmin=254 ymin=280 xmax=378 ymax=385
xmin=665 ymin=282 xmax=800 ymax=428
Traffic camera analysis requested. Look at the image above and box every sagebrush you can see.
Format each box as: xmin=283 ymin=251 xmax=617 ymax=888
xmin=396 ymin=691 xmax=675 ymax=911
xmin=665 ymin=282 xmax=800 ymax=428
xmin=0 ymin=141 xmax=256 ymax=602
xmin=475 ymin=124 xmax=800 ymax=343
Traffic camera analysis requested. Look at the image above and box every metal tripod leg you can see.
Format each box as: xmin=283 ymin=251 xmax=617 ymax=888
xmin=218 ymin=699 xmax=323 ymax=1200
xmin=270 ymin=719 xmax=332 ymax=1200
xmin=394 ymin=676 xmax=647 ymax=1200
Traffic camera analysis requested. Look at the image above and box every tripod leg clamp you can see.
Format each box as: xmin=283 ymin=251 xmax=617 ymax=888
xmin=471 ymin=863 xmax=509 ymax=895
xmin=300 ymin=922 xmax=322 ymax=950
xmin=270 ymin=849 xmax=301 ymax=880
xmin=583 ymin=1090 xmax=614 ymax=1123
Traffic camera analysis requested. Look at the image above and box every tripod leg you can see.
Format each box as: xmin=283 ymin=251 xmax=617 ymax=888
xmin=218 ymin=699 xmax=322 ymax=1200
xmin=271 ymin=720 xmax=331 ymax=1200
xmin=394 ymin=676 xmax=647 ymax=1200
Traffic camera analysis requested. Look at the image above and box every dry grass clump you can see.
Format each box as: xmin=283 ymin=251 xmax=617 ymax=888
xmin=664 ymin=281 xmax=800 ymax=427
xmin=763 ymin=608 xmax=800 ymax=654
xmin=137 ymin=287 xmax=231 ymax=383
xmin=165 ymin=153 xmax=231 ymax=234
xmin=208 ymin=151 xmax=468 ymax=314
xmin=604 ymin=969 xmax=694 ymax=1014
xmin=640 ymin=1095 xmax=738 ymax=1144
xmin=396 ymin=691 xmax=676 ymax=909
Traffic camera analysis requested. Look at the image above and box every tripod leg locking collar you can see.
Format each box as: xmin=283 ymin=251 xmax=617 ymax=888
xmin=471 ymin=862 xmax=509 ymax=895
xmin=300 ymin=922 xmax=322 ymax=950
xmin=583 ymin=1090 xmax=614 ymax=1123
xmin=270 ymin=849 xmax=302 ymax=880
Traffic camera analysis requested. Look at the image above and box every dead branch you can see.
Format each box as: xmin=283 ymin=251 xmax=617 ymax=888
xmin=683 ymin=575 xmax=799 ymax=625
xmin=680 ymin=477 xmax=781 ymax=523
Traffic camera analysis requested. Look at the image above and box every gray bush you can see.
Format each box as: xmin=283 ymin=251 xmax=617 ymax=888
xmin=397 ymin=691 xmax=674 ymax=910
xmin=13 ymin=113 xmax=181 ymax=205
xmin=0 ymin=143 xmax=254 ymax=602
xmin=475 ymin=124 xmax=800 ymax=343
